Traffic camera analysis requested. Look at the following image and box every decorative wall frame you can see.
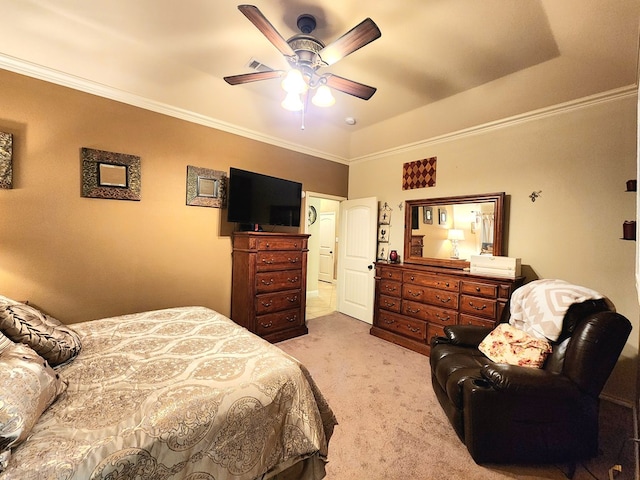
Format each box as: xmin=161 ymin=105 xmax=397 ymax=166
xmin=402 ymin=156 xmax=437 ymax=190
xmin=186 ymin=165 xmax=227 ymax=208
xmin=423 ymin=206 xmax=433 ymax=224
xmin=438 ymin=207 xmax=448 ymax=225
xmin=81 ymin=147 xmax=141 ymax=200
xmin=377 ymin=225 xmax=389 ymax=243
xmin=378 ymin=202 xmax=392 ymax=225
xmin=0 ymin=132 xmax=13 ymax=189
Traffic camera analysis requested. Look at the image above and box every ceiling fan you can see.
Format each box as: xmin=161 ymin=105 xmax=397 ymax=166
xmin=224 ymin=5 xmax=381 ymax=111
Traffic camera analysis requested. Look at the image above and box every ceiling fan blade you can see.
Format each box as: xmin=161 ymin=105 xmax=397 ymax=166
xmin=224 ymin=70 xmax=284 ymax=85
xmin=238 ymin=5 xmax=296 ymax=58
xmin=324 ymin=74 xmax=377 ymax=100
xmin=318 ymin=18 xmax=381 ymax=66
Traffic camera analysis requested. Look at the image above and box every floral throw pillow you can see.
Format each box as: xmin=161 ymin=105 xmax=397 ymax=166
xmin=478 ymin=323 xmax=552 ymax=369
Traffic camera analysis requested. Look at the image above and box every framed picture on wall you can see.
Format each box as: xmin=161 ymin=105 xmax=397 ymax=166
xmin=438 ymin=207 xmax=447 ymax=225
xmin=377 ymin=225 xmax=389 ymax=243
xmin=423 ymin=206 xmax=433 ymax=224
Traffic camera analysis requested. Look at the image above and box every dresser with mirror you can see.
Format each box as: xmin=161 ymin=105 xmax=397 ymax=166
xmin=370 ymin=193 xmax=525 ymax=356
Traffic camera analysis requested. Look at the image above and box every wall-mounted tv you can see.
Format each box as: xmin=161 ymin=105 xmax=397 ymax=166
xmin=227 ymin=167 xmax=302 ymax=230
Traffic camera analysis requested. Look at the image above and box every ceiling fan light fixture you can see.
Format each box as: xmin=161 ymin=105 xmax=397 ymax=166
xmin=281 ymin=92 xmax=304 ymax=111
xmin=311 ymin=85 xmax=335 ymax=107
xmin=281 ymin=68 xmax=308 ymax=94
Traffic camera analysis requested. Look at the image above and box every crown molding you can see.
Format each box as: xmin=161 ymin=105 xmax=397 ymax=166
xmin=0 ymin=53 xmax=635 ymax=166
xmin=0 ymin=53 xmax=349 ymax=165
xmin=349 ymin=85 xmax=638 ymax=164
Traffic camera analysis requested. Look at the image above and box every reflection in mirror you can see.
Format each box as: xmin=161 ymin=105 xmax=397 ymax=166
xmin=404 ymin=193 xmax=505 ymax=269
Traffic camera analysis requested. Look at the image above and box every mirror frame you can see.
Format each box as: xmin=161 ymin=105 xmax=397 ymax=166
xmin=403 ymin=192 xmax=505 ymax=269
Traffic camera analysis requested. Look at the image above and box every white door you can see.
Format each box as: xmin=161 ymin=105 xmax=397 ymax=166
xmin=337 ymin=197 xmax=378 ymax=323
xmin=318 ymin=212 xmax=336 ymax=283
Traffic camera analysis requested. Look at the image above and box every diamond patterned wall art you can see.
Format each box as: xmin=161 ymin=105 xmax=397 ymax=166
xmin=402 ymin=157 xmax=437 ymax=190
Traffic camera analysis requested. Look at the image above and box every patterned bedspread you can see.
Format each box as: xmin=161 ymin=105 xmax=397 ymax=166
xmin=1 ymin=307 xmax=336 ymax=480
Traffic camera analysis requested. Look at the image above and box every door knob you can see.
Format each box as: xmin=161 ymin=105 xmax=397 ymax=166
xmin=367 ymin=264 xmax=373 ymax=270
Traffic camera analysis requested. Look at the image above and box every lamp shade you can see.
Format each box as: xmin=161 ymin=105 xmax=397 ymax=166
xmin=312 ymin=85 xmax=335 ymax=107
xmin=281 ymin=92 xmax=304 ymax=111
xmin=447 ymin=229 xmax=465 ymax=241
xmin=281 ymin=69 xmax=308 ymax=94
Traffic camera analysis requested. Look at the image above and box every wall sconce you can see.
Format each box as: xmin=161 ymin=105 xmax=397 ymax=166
xmin=447 ymin=229 xmax=465 ymax=259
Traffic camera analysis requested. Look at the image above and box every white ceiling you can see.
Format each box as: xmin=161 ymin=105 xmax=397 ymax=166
xmin=0 ymin=0 xmax=638 ymax=162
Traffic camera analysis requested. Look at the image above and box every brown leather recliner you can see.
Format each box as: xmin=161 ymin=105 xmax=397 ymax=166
xmin=430 ymin=298 xmax=631 ymax=465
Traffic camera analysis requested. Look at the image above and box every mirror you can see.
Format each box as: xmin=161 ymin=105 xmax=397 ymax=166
xmin=403 ymin=192 xmax=505 ymax=269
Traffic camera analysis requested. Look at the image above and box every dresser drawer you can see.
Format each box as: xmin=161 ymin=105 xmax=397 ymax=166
xmin=256 ymin=251 xmax=303 ymax=271
xmin=378 ymin=294 xmax=401 ymax=313
xmin=428 ymin=324 xmax=447 ymax=342
xmin=256 ymin=270 xmax=302 ymax=293
xmin=256 ymin=308 xmax=302 ymax=334
xmin=256 ymin=290 xmax=301 ymax=314
xmin=459 ymin=314 xmax=497 ymax=329
xmin=256 ymin=237 xmax=305 ymax=251
xmin=459 ymin=295 xmax=497 ymax=320
xmin=402 ymin=300 xmax=457 ymax=326
xmin=377 ymin=266 xmax=402 ymax=281
xmin=379 ymin=279 xmax=401 ymax=297
xmin=378 ymin=311 xmax=426 ymax=341
xmin=461 ymin=281 xmax=498 ymax=299
xmin=403 ymin=272 xmax=459 ymax=291
xmin=402 ymin=284 xmax=459 ymax=309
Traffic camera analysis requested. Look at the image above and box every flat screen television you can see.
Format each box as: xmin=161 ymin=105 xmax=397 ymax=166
xmin=227 ymin=167 xmax=302 ymax=230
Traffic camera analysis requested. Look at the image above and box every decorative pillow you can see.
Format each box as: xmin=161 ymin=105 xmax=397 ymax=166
xmin=478 ymin=323 xmax=552 ymax=369
xmin=0 ymin=296 xmax=20 ymax=307
xmin=0 ymin=331 xmax=12 ymax=355
xmin=0 ymin=343 xmax=68 ymax=472
xmin=0 ymin=303 xmax=82 ymax=368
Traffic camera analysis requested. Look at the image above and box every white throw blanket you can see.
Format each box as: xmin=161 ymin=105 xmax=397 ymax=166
xmin=509 ymin=279 xmax=604 ymax=342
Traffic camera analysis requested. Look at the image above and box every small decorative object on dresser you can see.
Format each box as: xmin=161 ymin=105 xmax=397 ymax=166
xmin=231 ymin=232 xmax=310 ymax=342
xmin=371 ymin=262 xmax=524 ymax=355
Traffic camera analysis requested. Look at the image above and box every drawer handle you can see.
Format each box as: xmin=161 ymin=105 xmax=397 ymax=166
xmin=265 ymin=243 xmax=270 ymax=248
xmin=294 ymin=242 xmax=298 ymax=248
xmin=410 ymin=275 xmax=415 ymax=281
xmin=383 ymin=318 xmax=396 ymax=325
xmin=383 ymin=300 xmax=396 ymax=308
xmin=260 ymin=278 xmax=274 ymax=286
xmin=468 ymin=301 xmax=487 ymax=311
xmin=475 ymin=287 xmax=481 ymax=292
xmin=287 ymin=315 xmax=297 ymax=323
xmin=288 ymin=276 xmax=299 ymax=283
xmin=435 ymin=294 xmax=452 ymax=304
xmin=408 ymin=289 xmax=423 ymax=297
xmin=260 ymin=300 xmax=273 ymax=308
xmin=287 ymin=296 xmax=298 ymax=303
xmin=436 ymin=313 xmax=451 ymax=322
xmin=288 ymin=257 xmax=299 ymax=263
xmin=262 ymin=258 xmax=274 ymax=264
xmin=406 ymin=324 xmax=421 ymax=333
xmin=385 ymin=285 xmax=397 ymax=292
xmin=260 ymin=321 xmax=273 ymax=328
xmin=438 ymin=282 xmax=450 ymax=288
xmin=387 ymin=272 xmax=393 ymax=277
xmin=406 ymin=306 xmax=420 ymax=314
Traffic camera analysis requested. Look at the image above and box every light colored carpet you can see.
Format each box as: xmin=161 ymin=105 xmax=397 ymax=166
xmin=277 ymin=312 xmax=635 ymax=480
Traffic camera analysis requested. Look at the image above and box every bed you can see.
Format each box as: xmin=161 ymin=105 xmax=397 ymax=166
xmin=0 ymin=304 xmax=337 ymax=480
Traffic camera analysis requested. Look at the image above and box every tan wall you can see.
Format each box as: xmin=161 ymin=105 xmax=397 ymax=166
xmin=0 ymin=69 xmax=348 ymax=323
xmin=349 ymin=94 xmax=639 ymax=404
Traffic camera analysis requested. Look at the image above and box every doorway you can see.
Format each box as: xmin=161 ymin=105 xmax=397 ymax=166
xmin=304 ymin=193 xmax=343 ymax=319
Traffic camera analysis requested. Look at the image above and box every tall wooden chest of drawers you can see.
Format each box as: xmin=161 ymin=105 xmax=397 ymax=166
xmin=371 ymin=262 xmax=524 ymax=355
xmin=231 ymin=232 xmax=310 ymax=342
